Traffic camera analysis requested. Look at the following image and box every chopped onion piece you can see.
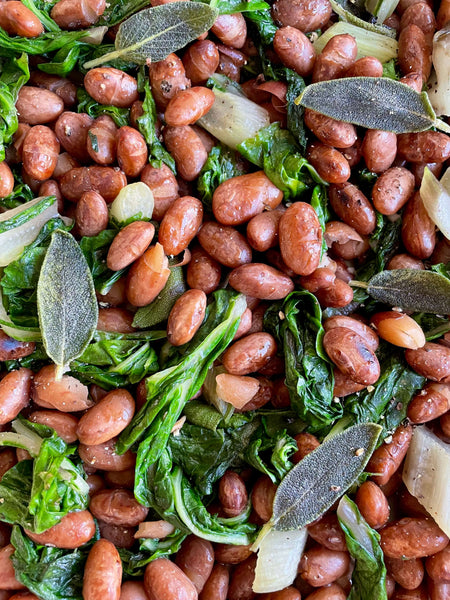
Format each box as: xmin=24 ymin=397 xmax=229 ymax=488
xmin=134 ymin=520 xmax=175 ymax=539
xmin=313 ymin=22 xmax=398 ymax=63
xmin=427 ymin=25 xmax=450 ymax=117
xmin=440 ymin=166 xmax=450 ymax=193
xmin=203 ymin=366 xmax=235 ymax=418
xmin=109 ymin=182 xmax=154 ymax=225
xmin=198 ymin=89 xmax=270 ymax=150
xmin=420 ymin=167 xmax=450 ymax=240
xmin=252 ymin=528 xmax=308 ymax=593
xmin=403 ymin=426 xmax=450 ymax=536
xmin=215 ymin=373 xmax=260 ymax=409
xmin=80 ymin=26 xmax=108 ymax=45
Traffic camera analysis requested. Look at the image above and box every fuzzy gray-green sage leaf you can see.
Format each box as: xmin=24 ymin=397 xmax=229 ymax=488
xmin=84 ymin=2 xmax=219 ymax=69
xmin=257 ymin=423 xmax=381 ymax=539
xmin=37 ymin=229 xmax=98 ymax=375
xmin=366 ymin=269 xmax=450 ymax=314
xmin=296 ymin=77 xmax=450 ymax=134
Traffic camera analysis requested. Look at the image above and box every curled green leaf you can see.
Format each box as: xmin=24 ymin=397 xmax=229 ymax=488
xmin=296 ymin=77 xmax=450 ymax=134
xmin=37 ymin=229 xmax=98 ymax=374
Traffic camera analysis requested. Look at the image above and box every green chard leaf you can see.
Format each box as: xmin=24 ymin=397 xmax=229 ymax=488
xmin=119 ymin=529 xmax=187 ymax=577
xmin=266 ymin=423 xmax=382 ymax=533
xmin=99 ymin=0 xmax=153 ymax=26
xmin=365 ymin=269 xmax=450 ymax=314
xmin=37 ymin=230 xmax=98 ymax=374
xmin=79 ymin=229 xmax=124 ymax=296
xmin=77 ymin=89 xmax=130 ymax=127
xmin=199 ymin=0 xmax=270 ymax=13
xmin=296 ymin=77 xmax=450 ymax=134
xmin=84 ymin=2 xmax=219 ymax=68
xmin=0 ymin=54 xmax=30 ymax=160
xmin=21 ymin=0 xmax=60 ymax=32
xmin=337 ymin=495 xmax=388 ymax=600
xmin=245 ymin=9 xmax=278 ymax=45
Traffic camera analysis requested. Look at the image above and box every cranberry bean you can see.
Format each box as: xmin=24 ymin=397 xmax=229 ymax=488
xmin=324 ymin=221 xmax=369 ymax=260
xmin=126 ymin=243 xmax=171 ymax=307
xmin=0 ymin=162 xmax=14 ymax=197
xmin=307 ymin=514 xmax=348 ymax=552
xmin=279 ymin=202 xmax=322 ymax=276
xmin=165 ymin=87 xmax=215 ymax=127
xmin=25 ymin=510 xmax=96 ymax=548
xmin=428 ymin=579 xmax=450 ymax=600
xmin=105 ymin=468 xmax=135 ymax=490
xmin=198 ymin=221 xmax=252 ymax=268
xmin=83 ymin=539 xmax=122 ymax=600
xmin=385 ymin=557 xmax=424 ymax=590
xmin=312 ymin=34 xmax=358 ymax=82
xmin=426 ymin=545 xmax=450 ymax=582
xmin=229 ymin=263 xmax=294 ymax=300
xmin=398 ymin=132 xmax=450 ymax=163
xmin=380 ymin=518 xmax=449 ymax=559
xmin=158 ymin=195 xmax=203 ymax=256
xmin=0 ymin=368 xmax=32 ymax=425
xmin=120 ymin=581 xmax=149 ymax=600
xmin=304 ymin=584 xmax=347 ymax=600
xmin=400 ymin=2 xmax=436 ymax=41
xmin=293 ymin=432 xmax=321 ymax=463
xmin=307 ymin=143 xmax=350 ymax=184
xmin=324 ymin=316 xmax=379 ymax=352
xmin=246 ymin=207 xmax=285 ymax=252
xmin=398 ymin=24 xmax=431 ymax=81
xmin=405 ymin=342 xmax=450 ymax=382
xmin=367 ymin=424 xmax=413 ymax=486
xmin=345 ymin=56 xmax=383 ymax=77
xmin=55 ymin=112 xmax=94 ymax=163
xmin=218 ymin=471 xmax=248 ymax=518
xmin=149 ymin=53 xmax=191 ymax=109
xmin=0 ymin=448 xmax=17 ymax=480
xmin=79 ymin=438 xmax=136 ymax=471
xmin=400 ymin=72 xmax=423 ymax=92
xmin=361 ymin=130 xmax=397 ymax=173
xmin=98 ymin=521 xmax=136 ymax=549
xmin=437 ymin=0 xmax=450 ymax=27
xmin=76 ymin=190 xmax=109 ymax=237
xmin=304 ymin=110 xmax=357 ymax=148
xmin=144 ymin=558 xmax=197 ymax=600
xmin=260 ymin=589 xmax=301 ymax=600
xmin=90 ymin=488 xmax=148 ymax=527
xmin=0 ymin=331 xmax=35 ymax=361
xmin=77 ymin=389 xmax=135 ymax=445
xmin=16 ymin=87 xmax=64 ymax=124
xmin=183 ymin=40 xmax=220 ymax=85
xmin=323 ymin=327 xmax=380 ymax=385
xmin=211 ymin=13 xmax=246 ymax=48
xmin=355 ymin=481 xmax=390 ymax=529
xmin=187 ymin=246 xmax=221 ymax=294
xmin=0 ymin=1 xmax=43 ymax=37
xmin=0 ymin=544 xmax=26 ymax=590
xmin=248 ymin=475 xmax=275 ymax=522
xmin=84 ymin=68 xmax=138 ymax=107
xmin=163 ymin=125 xmax=207 ymax=182
xmin=228 ymin=554 xmax=257 ymax=600
xmin=199 ymin=564 xmax=229 ymax=600
xmin=175 ymin=536 xmax=214 ymax=593
xmin=392 ymin=585 xmax=428 ymax=600
xmin=32 ymin=364 xmax=91 ymax=412
xmin=222 ymin=332 xmax=277 ymax=375
xmin=299 ymin=547 xmax=350 ymax=587
xmin=167 ymin=289 xmax=207 ymax=346
xmin=441 ymin=413 xmax=450 ymax=437
xmin=107 ymin=221 xmax=155 ymax=271
xmin=273 ymin=26 xmax=316 ymax=76
xmin=87 ymin=116 xmax=117 ymax=165
xmin=60 ymin=166 xmax=127 ymax=203
xmin=140 ymin=163 xmax=179 ymax=221
xmin=29 ymin=410 xmax=78 ymax=443
xmin=387 ymin=254 xmax=424 ymax=270
xmin=29 ymin=72 xmax=77 ymax=108
xmin=333 ymin=369 xmax=365 ymax=397
xmin=272 ymin=0 xmax=332 ymax=32
xmin=372 ymin=167 xmax=415 ymax=215
xmin=97 ymin=307 xmax=135 ymax=333
xmin=116 ymin=126 xmax=148 ymax=177
xmin=51 ymin=0 xmax=105 ymax=28
xmin=371 ymin=311 xmax=426 ymax=350
xmin=329 ymin=183 xmax=376 ymax=236
xmin=315 ymin=279 xmax=353 ymax=309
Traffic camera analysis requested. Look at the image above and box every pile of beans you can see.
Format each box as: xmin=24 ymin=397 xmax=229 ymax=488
xmin=0 ymin=0 xmax=449 ymax=598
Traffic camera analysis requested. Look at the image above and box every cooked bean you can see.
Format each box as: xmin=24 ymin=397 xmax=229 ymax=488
xmin=0 ymin=368 xmax=32 ymax=425
xmin=76 ymin=190 xmax=109 ymax=237
xmin=279 ymin=202 xmax=322 ymax=276
xmin=77 ymin=389 xmax=135 ymax=445
xmin=315 ymin=278 xmax=354 ymax=309
xmin=304 ymin=109 xmax=357 ymax=148
xmin=323 ymin=327 xmax=380 ymax=385
xmin=163 ymin=125 xmax=208 ymax=181
xmin=60 ymin=166 xmax=127 ymax=202
xmin=84 ymin=68 xmax=139 ymax=107
xmin=0 ymin=448 xmax=17 ymax=480
xmin=329 ymin=182 xmax=376 ymax=236
xmin=398 ymin=24 xmax=431 ymax=81
xmin=299 ymin=547 xmax=350 ymax=587
xmin=387 ymin=253 xmax=424 ymax=270
xmin=398 ymin=132 xmax=450 ymax=163
xmin=218 ymin=471 xmax=248 ymax=518
xmin=107 ymin=221 xmax=155 ymax=271
xmin=246 ymin=207 xmax=285 ymax=252
xmin=273 ymin=26 xmax=316 ymax=76
xmin=167 ymin=289 xmax=207 ymax=346
xmin=441 ymin=413 xmax=450 ymax=436
xmin=228 ymin=554 xmax=257 ymax=600
xmin=98 ymin=521 xmax=136 ymax=549
xmin=149 ymin=53 xmax=191 ymax=109
xmin=437 ymin=0 xmax=450 ymax=27
xmin=30 ymin=72 xmax=77 ymax=107
xmin=0 ymin=1 xmax=43 ymax=37
xmin=79 ymin=438 xmax=136 ymax=471
xmin=86 ymin=116 xmax=117 ymax=165
xmin=175 ymin=536 xmax=214 ymax=593
xmin=361 ymin=130 xmax=397 ymax=173
xmin=325 ymin=221 xmax=369 ymax=260
xmin=400 ymin=2 xmax=436 ymax=41
xmin=324 ymin=316 xmax=379 ymax=352
xmin=303 ymin=584 xmax=347 ymax=600
xmin=0 ymin=161 xmax=15 ymax=197
xmin=260 ymin=589 xmax=301 ymax=600
xmin=159 ymin=195 xmax=203 ymax=256
xmin=211 ymin=13 xmax=247 ymax=48
xmin=371 ymin=311 xmax=426 ymax=350
xmin=199 ymin=564 xmax=229 ymax=600
xmin=0 ymin=544 xmax=26 ymax=590
xmin=29 ymin=410 xmax=78 ymax=443
xmin=164 ymin=87 xmax=215 ymax=127
xmin=385 ymin=557 xmax=424 ymax=590
xmin=97 ymin=307 xmax=135 ymax=333
xmin=292 ymin=432 xmax=321 ymax=463
xmin=120 ymin=581 xmax=149 ymax=600
xmin=345 ymin=56 xmax=383 ymax=77
xmin=372 ymin=167 xmax=415 ymax=215
xmin=16 ymin=87 xmax=64 ymax=124
xmin=144 ymin=558 xmax=198 ymax=600
xmin=83 ymin=539 xmax=122 ymax=600
xmin=272 ymin=0 xmax=332 ymax=32
xmin=55 ymin=112 xmax=94 ymax=162
xmin=116 ymin=126 xmax=148 ymax=177
xmin=333 ymin=369 xmax=365 ymax=397
xmin=140 ymin=163 xmax=179 ymax=221
xmin=307 ymin=514 xmax=348 ymax=552
xmin=380 ymin=518 xmax=449 ymax=559
xmin=222 ymin=332 xmax=277 ymax=375
xmin=183 ymin=40 xmax=220 ymax=85
xmin=312 ymin=34 xmax=358 ymax=82
xmin=392 ymin=585 xmax=428 ymax=600
xmin=405 ymin=342 xmax=450 ymax=382
xmin=0 ymin=331 xmax=35 ymax=361
xmin=126 ymin=243 xmax=171 ymax=307
xmin=90 ymin=488 xmax=148 ymax=526
xmin=25 ymin=510 xmax=96 ymax=548
xmin=307 ymin=143 xmax=350 ymax=184
xmin=186 ymin=246 xmax=221 ymax=293
xmin=32 ymin=364 xmax=91 ymax=412
xmin=425 ymin=545 xmax=450 ymax=582
xmin=229 ymin=263 xmax=294 ymax=300
xmin=51 ymin=0 xmax=105 ymax=28
xmin=367 ymin=424 xmax=413 ymax=486
xmin=427 ymin=579 xmax=450 ymax=600
xmin=198 ymin=221 xmax=252 ymax=268
xmin=355 ymin=481 xmax=390 ymax=529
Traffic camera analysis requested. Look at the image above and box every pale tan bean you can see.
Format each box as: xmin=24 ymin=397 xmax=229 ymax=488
xmin=371 ymin=311 xmax=426 ymax=349
xmin=79 ymin=438 xmax=136 ymax=471
xmin=16 ymin=87 xmax=64 ymax=124
xmin=32 ymin=364 xmax=92 ymax=412
xmin=84 ymin=68 xmax=139 ymax=107
xmin=90 ymin=488 xmax=148 ymax=527
xmin=83 ymin=539 xmax=122 ymax=600
xmin=77 ymin=389 xmax=135 ymax=445
xmin=198 ymin=221 xmax=252 ymax=268
xmin=0 ymin=368 xmax=32 ymax=425
xmin=228 ymin=263 xmax=294 ymax=300
xmin=167 ymin=289 xmax=207 ymax=346
xmin=279 ymin=202 xmax=323 ymax=276
xmin=126 ymin=243 xmax=171 ymax=307
xmin=158 ymin=195 xmax=204 ymax=256
xmin=107 ymin=221 xmax=155 ymax=271
xmin=144 ymin=558 xmax=198 ymax=600
xmin=0 ymin=544 xmax=26 ymax=590
xmin=29 ymin=410 xmax=78 ymax=443
xmin=25 ymin=510 xmax=96 ymax=548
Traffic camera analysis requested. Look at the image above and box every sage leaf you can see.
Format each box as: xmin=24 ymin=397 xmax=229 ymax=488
xmin=83 ymin=2 xmax=219 ymax=69
xmin=296 ymin=77 xmax=450 ymax=134
xmin=269 ymin=423 xmax=381 ymax=532
xmin=37 ymin=229 xmax=98 ymax=374
xmin=366 ymin=269 xmax=450 ymax=314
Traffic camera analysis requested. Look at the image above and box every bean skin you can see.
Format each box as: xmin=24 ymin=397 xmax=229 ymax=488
xmin=246 ymin=208 xmax=285 ymax=252
xmin=367 ymin=424 xmax=412 ymax=486
xmin=425 ymin=545 xmax=450 ymax=582
xmin=22 ymin=126 xmax=59 ymax=181
xmin=76 ymin=389 xmax=135 ymax=445
xmin=355 ymin=481 xmax=390 ymax=529
xmin=312 ymin=34 xmax=358 ymax=82
xmin=116 ymin=126 xmax=148 ymax=177
xmin=324 ymin=316 xmax=379 ymax=352
xmin=90 ymin=489 xmax=149 ymax=527
xmin=211 ymin=13 xmax=247 ymax=49
xmin=323 ymin=327 xmax=380 ymax=385
xmin=79 ymin=438 xmax=136 ymax=471
xmin=405 ymin=343 xmax=450 ymax=382
xmin=16 ymin=87 xmax=64 ymax=125
xmin=163 ymin=125 xmax=208 ymax=182
xmin=0 ymin=1 xmax=43 ymax=37
xmin=140 ymin=163 xmax=179 ymax=221
xmin=398 ymin=24 xmax=431 ymax=82
xmin=107 ymin=221 xmax=155 ymax=271
xmin=372 ymin=167 xmax=415 ymax=215
xmin=126 ymin=243 xmax=171 ymax=307
xmin=25 ymin=510 xmax=96 ymax=548
xmin=307 ymin=143 xmax=350 ymax=184
xmin=149 ymin=53 xmax=191 ymax=109
xmin=380 ymin=518 xmax=449 ymax=559
xmin=29 ymin=410 xmax=79 ymax=443
xmin=304 ymin=109 xmax=357 ymax=148
xmin=228 ymin=554 xmax=257 ymax=600
xmin=158 ymin=195 xmax=204 ymax=256
xmin=345 ymin=56 xmax=383 ymax=77
xmin=199 ymin=564 xmax=229 ymax=600
xmin=398 ymin=132 xmax=450 ymax=163
xmin=229 ymin=263 xmax=294 ymax=300
xmin=83 ymin=539 xmax=122 ymax=600
xmin=167 ymin=289 xmax=207 ymax=346
xmin=198 ymin=221 xmax=252 ymax=268
xmin=408 ymin=383 xmax=450 ymax=423
xmin=164 ymin=87 xmax=215 ymax=126
xmin=55 ymin=112 xmax=94 ymax=163
xmin=76 ymin=190 xmax=109 ymax=237
xmin=279 ymin=202 xmax=323 ymax=276
xmin=0 ymin=544 xmax=26 ymax=590
xmin=272 ymin=0 xmax=332 ymax=33
xmin=182 ymin=40 xmax=220 ymax=85
xmin=273 ymin=26 xmax=316 ymax=77
xmin=401 ymin=192 xmax=436 ymax=259
xmin=84 ymin=68 xmax=139 ymax=107
xmin=385 ymin=557 xmax=425 ymax=590
xmin=144 ymin=558 xmax=198 ymax=600
xmin=222 ymin=332 xmax=277 ymax=375
xmin=175 ymin=536 xmax=214 ymax=593
xmin=0 ymin=368 xmax=32 ymax=425
xmin=60 ymin=166 xmax=127 ymax=203
xmin=362 ymin=130 xmax=397 ymax=173
xmin=50 ymin=0 xmax=106 ymax=29
xmin=307 ymin=514 xmax=347 ymax=552
xmin=187 ymin=246 xmax=222 ymax=294
xmin=329 ymin=182 xmax=376 ymax=236
xmin=299 ymin=546 xmax=351 ymax=587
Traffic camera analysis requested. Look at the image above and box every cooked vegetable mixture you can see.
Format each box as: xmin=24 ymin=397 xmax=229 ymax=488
xmin=0 ymin=0 xmax=449 ymax=598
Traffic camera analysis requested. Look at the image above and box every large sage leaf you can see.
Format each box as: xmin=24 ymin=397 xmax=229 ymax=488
xmin=296 ymin=77 xmax=450 ymax=134
xmin=37 ymin=230 xmax=98 ymax=374
xmin=366 ymin=269 xmax=450 ymax=314
xmin=84 ymin=2 xmax=218 ymax=68
xmin=268 ymin=423 xmax=381 ymax=532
